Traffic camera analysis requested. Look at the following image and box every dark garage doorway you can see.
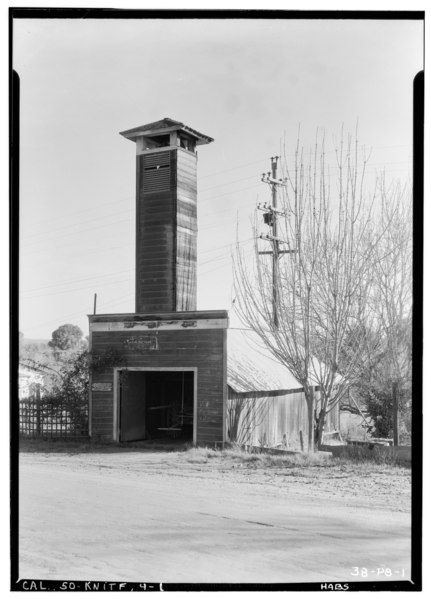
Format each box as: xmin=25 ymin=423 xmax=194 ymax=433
xmin=119 ymin=370 xmax=194 ymax=442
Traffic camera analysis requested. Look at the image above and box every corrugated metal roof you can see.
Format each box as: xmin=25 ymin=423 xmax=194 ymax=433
xmin=227 ymin=328 xmax=302 ymax=393
xmin=227 ymin=329 xmax=343 ymax=393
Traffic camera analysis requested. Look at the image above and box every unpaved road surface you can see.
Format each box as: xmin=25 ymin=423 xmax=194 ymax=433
xmin=19 ymin=451 xmax=411 ymax=584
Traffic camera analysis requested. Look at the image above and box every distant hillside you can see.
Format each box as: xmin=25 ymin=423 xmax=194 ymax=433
xmin=22 ymin=338 xmax=50 ymax=346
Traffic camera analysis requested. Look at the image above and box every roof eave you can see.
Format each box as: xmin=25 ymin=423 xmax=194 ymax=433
xmin=119 ymin=123 xmax=214 ymax=145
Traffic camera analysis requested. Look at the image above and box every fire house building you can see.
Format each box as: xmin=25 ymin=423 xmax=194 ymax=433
xmin=88 ymin=118 xmax=335 ymax=449
xmin=88 ymin=119 xmax=228 ymax=446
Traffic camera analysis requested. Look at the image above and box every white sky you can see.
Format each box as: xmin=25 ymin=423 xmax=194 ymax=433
xmin=13 ymin=16 xmax=423 ymax=340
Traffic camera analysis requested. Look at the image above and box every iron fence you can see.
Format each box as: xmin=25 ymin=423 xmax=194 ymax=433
xmin=19 ymin=398 xmax=89 ymax=438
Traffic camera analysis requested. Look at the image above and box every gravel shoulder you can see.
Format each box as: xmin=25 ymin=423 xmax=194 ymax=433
xmin=19 ymin=447 xmax=411 ymax=511
xmin=17 ymin=447 xmax=412 ymax=584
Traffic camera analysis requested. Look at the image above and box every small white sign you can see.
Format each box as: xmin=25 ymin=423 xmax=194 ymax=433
xmin=91 ymin=382 xmax=113 ymax=392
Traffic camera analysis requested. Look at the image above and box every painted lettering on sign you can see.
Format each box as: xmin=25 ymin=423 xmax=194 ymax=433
xmin=91 ymin=382 xmax=113 ymax=392
xmin=123 ymin=334 xmax=159 ymax=351
xmin=123 ymin=321 xmax=158 ymax=329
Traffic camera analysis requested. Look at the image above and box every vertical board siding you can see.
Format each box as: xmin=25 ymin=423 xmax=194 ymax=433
xmin=90 ymin=328 xmax=226 ymax=444
xmin=136 ymin=150 xmax=176 ymax=312
xmin=227 ymin=388 xmax=309 ymax=450
xmin=135 ymin=148 xmax=198 ymax=312
xmin=176 ymin=150 xmax=198 ymax=311
xmin=227 ymin=388 xmax=340 ymax=450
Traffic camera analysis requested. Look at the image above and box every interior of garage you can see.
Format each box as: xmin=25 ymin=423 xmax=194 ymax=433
xmin=119 ymin=370 xmax=194 ymax=442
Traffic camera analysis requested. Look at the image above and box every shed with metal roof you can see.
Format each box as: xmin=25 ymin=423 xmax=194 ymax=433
xmin=226 ymin=329 xmax=339 ymax=450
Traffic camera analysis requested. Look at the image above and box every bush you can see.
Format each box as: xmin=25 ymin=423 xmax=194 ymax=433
xmin=363 ymin=383 xmax=411 ymax=444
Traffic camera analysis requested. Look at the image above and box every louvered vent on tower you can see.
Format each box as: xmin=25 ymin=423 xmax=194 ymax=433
xmin=142 ymin=151 xmax=171 ymax=193
xmin=120 ymin=118 xmax=213 ymax=313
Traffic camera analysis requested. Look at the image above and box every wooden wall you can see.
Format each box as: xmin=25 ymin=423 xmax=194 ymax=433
xmin=227 ymin=388 xmax=308 ymax=450
xmin=89 ymin=313 xmax=227 ymax=446
xmin=135 ymin=148 xmax=198 ymax=313
xmin=227 ymin=388 xmax=340 ymax=450
xmin=136 ymin=150 xmax=176 ymax=313
xmin=176 ymin=149 xmax=197 ymax=311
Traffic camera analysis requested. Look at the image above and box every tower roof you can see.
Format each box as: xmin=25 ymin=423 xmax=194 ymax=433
xmin=120 ymin=118 xmax=214 ymax=146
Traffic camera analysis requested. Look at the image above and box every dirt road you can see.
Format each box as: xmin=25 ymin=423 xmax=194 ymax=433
xmin=18 ymin=450 xmax=411 ymax=584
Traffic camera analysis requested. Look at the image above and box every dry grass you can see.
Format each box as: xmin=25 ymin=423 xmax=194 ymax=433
xmin=18 ymin=437 xmax=188 ymax=453
xmin=19 ymin=437 xmax=410 ymax=470
xmin=18 ymin=438 xmax=411 ymax=514
xmin=183 ymin=445 xmax=410 ymax=471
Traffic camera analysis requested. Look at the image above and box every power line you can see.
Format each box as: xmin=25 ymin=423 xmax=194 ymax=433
xmin=21 ymin=240 xmax=134 ymax=260
xmin=21 ymin=184 xmax=262 ymax=251
xmin=23 ymin=276 xmax=135 ymax=300
xmin=21 ymin=237 xmax=254 ymax=301
xmin=199 ymin=147 xmax=410 ymax=179
xmin=97 ymin=292 xmax=135 ymax=311
xmin=21 ymin=267 xmax=135 ymax=294
xmin=25 ymin=252 xmax=239 ymax=302
xmin=20 ymin=154 xmax=412 ymax=247
xmin=22 ymin=292 xmax=136 ymax=332
xmin=22 ymin=176 xmax=257 ymax=242
xmin=199 ymin=236 xmax=254 ymax=256
xmin=22 ymin=215 xmax=135 ymax=249
xmin=198 ymin=261 xmax=233 ymax=277
xmin=199 ymin=174 xmax=257 ymax=192
xmin=22 ymin=142 xmax=412 ymax=230
xmin=200 ymin=156 xmax=274 ymax=179
xmin=21 ymin=158 xmax=266 ymax=232
xmin=23 ymin=205 xmax=135 ymax=241
xmin=22 ymin=196 xmax=135 ymax=232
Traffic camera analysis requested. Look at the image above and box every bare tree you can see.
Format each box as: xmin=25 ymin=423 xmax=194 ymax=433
xmin=370 ymin=178 xmax=412 ymax=385
xmin=234 ymin=128 xmax=395 ymax=451
xmin=227 ymin=394 xmax=270 ymax=447
xmin=357 ymin=178 xmax=413 ymax=442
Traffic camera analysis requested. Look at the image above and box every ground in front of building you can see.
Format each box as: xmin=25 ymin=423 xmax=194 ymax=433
xmin=18 ymin=444 xmax=411 ymax=584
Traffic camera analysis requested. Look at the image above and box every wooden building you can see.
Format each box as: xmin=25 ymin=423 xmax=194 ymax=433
xmin=89 ymin=310 xmax=227 ymax=444
xmin=88 ymin=118 xmax=338 ymax=448
xmin=88 ymin=119 xmax=228 ymax=445
xmin=227 ymin=329 xmax=339 ymax=450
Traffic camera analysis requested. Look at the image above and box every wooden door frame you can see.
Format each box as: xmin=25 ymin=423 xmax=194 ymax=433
xmin=113 ymin=367 xmax=198 ymax=444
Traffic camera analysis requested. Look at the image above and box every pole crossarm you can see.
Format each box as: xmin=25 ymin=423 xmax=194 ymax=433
xmin=261 ymin=175 xmax=288 ymax=186
xmin=257 ymin=202 xmax=288 ymax=217
xmin=259 ymin=232 xmax=288 ymax=244
xmin=258 ymin=249 xmax=298 ymax=255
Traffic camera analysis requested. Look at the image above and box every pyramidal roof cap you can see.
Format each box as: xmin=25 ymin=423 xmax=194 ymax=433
xmin=120 ymin=118 xmax=214 ymax=145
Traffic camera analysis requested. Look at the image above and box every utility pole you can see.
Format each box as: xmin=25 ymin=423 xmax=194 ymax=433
xmin=270 ymin=156 xmax=280 ymax=329
xmin=258 ymin=156 xmax=296 ymax=328
xmin=392 ymin=381 xmax=399 ymax=446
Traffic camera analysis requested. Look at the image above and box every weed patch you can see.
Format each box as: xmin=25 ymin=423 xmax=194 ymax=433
xmin=19 ymin=438 xmax=410 ymax=473
xmin=332 ymin=445 xmax=410 ymax=467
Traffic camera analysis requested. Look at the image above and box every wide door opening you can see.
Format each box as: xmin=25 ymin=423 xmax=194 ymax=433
xmin=119 ymin=370 xmax=194 ymax=442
